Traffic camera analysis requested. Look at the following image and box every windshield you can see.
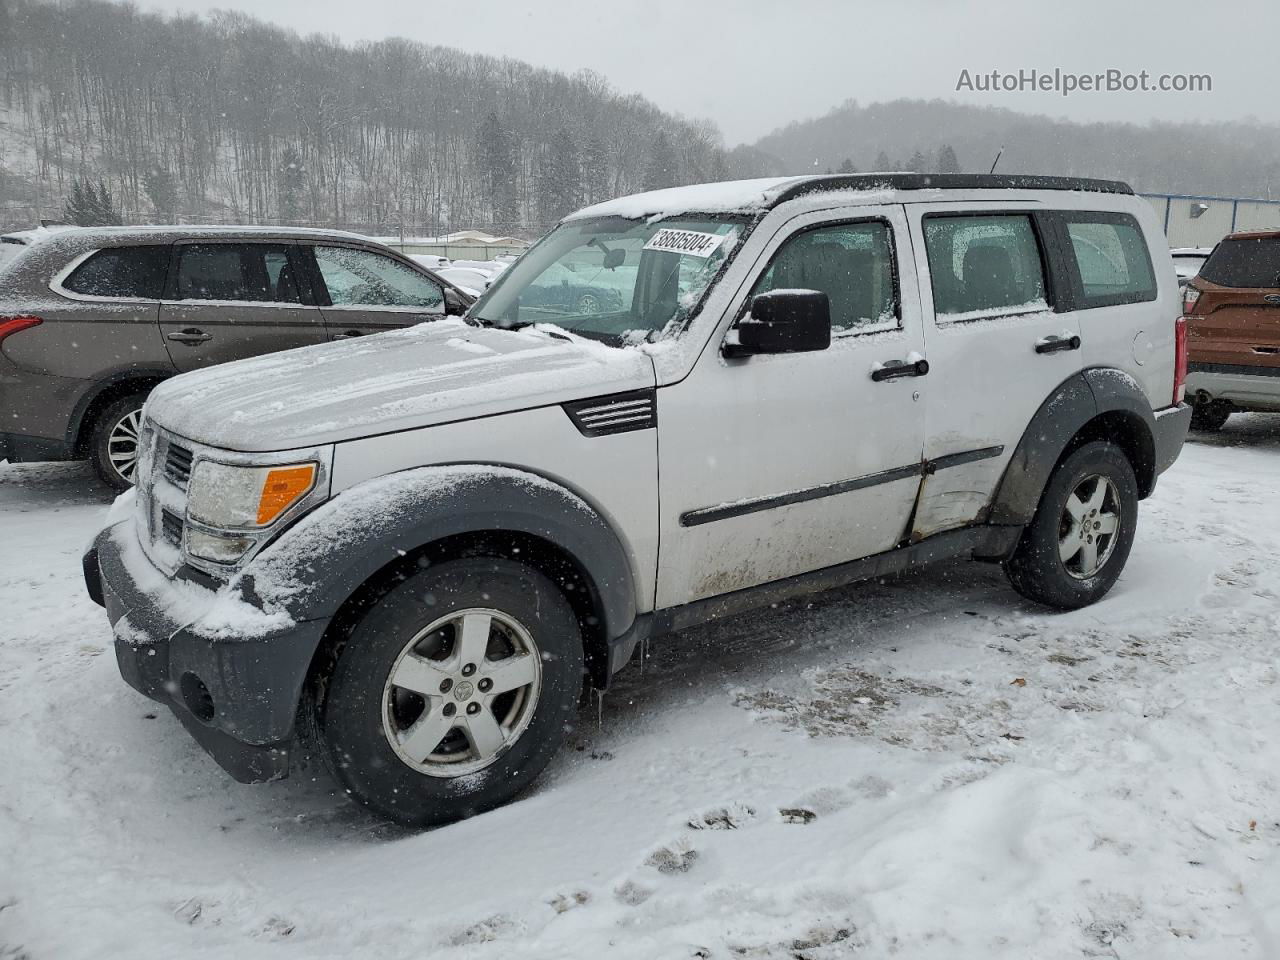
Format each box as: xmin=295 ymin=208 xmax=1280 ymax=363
xmin=470 ymin=216 xmax=747 ymax=344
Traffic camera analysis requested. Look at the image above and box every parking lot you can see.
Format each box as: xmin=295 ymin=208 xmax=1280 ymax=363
xmin=2 ymin=422 xmax=1278 ymax=959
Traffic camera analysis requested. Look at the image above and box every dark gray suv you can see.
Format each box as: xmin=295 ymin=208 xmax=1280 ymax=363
xmin=0 ymin=226 xmax=472 ymax=489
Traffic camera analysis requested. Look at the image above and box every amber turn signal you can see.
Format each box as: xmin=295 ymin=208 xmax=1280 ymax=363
xmin=256 ymin=464 xmax=317 ymax=526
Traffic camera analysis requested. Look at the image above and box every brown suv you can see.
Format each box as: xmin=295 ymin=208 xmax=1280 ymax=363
xmin=1182 ymin=230 xmax=1280 ymax=430
xmin=0 ymin=226 xmax=472 ymax=488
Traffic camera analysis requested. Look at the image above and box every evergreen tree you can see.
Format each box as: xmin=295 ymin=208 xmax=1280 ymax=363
xmin=144 ymin=166 xmax=178 ymax=221
xmin=936 ymin=144 xmax=961 ymax=173
xmin=837 ymin=157 xmax=857 ymax=174
xmin=644 ymin=132 xmax=678 ymax=191
xmin=94 ymin=181 xmax=121 ymax=224
xmin=475 ymin=111 xmax=520 ymax=231
xmin=873 ymin=150 xmax=892 ymax=171
xmin=536 ymin=128 xmax=582 ymax=225
xmin=907 ymin=150 xmax=929 ymax=173
xmin=64 ymin=178 xmax=120 ymax=226
xmin=277 ymin=145 xmax=305 ymax=222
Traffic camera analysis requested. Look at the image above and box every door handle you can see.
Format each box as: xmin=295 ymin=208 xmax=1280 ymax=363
xmin=332 ymin=330 xmax=365 ymax=340
xmin=166 ymin=328 xmax=212 ymax=344
xmin=870 ymin=358 xmax=930 ymax=382
xmin=1034 ymin=333 xmax=1081 ymax=354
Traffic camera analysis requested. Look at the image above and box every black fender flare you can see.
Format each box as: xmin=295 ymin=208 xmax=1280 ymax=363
xmin=989 ymin=367 xmax=1157 ymax=526
xmin=242 ymin=464 xmax=641 ymax=644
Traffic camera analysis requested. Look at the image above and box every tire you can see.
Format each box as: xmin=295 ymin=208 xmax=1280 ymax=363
xmin=1004 ymin=441 xmax=1139 ymax=610
xmin=576 ymin=293 xmax=601 ymax=315
xmin=1190 ymin=400 xmax=1231 ymax=432
xmin=317 ymin=557 xmax=583 ymax=826
xmin=88 ymin=392 xmax=149 ymax=491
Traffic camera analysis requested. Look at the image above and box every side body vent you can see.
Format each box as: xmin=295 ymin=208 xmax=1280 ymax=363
xmin=563 ymin=389 xmax=657 ymax=437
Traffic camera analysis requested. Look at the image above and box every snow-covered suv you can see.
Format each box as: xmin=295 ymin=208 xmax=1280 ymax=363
xmin=83 ymin=174 xmax=1192 ymax=825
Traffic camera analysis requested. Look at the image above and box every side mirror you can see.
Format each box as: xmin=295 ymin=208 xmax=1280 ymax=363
xmin=724 ymin=289 xmax=831 ymax=358
xmin=444 ymin=287 xmax=468 ymax=316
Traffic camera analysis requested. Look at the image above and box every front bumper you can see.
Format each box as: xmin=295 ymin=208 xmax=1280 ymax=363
xmin=1153 ymin=402 xmax=1192 ymax=476
xmin=85 ymin=523 xmax=329 ymax=783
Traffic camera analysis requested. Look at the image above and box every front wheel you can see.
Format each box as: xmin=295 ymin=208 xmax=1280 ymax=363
xmin=317 ymin=557 xmax=583 ymax=826
xmin=1004 ymin=441 xmax=1139 ymax=610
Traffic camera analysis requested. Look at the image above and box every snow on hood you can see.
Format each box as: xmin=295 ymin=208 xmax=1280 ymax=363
xmin=145 ymin=319 xmax=656 ymax=452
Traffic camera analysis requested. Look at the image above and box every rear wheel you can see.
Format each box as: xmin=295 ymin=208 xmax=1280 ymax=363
xmin=1004 ymin=441 xmax=1139 ymax=609
xmin=317 ymin=557 xmax=583 ymax=826
xmin=1190 ymin=400 xmax=1231 ymax=431
xmin=89 ymin=392 xmax=149 ymax=491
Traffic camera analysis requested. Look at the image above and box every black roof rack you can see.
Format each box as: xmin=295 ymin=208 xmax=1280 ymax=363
xmin=772 ymin=173 xmax=1134 ymax=207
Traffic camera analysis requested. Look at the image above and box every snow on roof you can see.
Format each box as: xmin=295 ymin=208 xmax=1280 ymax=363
xmin=565 ymin=177 xmax=808 ymax=222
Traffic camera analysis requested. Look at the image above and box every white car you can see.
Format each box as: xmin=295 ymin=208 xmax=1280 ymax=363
xmin=1171 ymin=246 xmax=1213 ymax=287
xmin=435 ymin=266 xmax=494 ymax=295
xmin=85 ymin=173 xmax=1191 ymax=825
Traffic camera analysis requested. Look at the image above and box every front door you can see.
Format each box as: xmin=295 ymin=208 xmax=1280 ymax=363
xmin=308 ymin=244 xmax=446 ymax=339
xmin=159 ymin=241 xmax=328 ymax=372
xmin=656 ymin=206 xmax=928 ymax=608
xmin=907 ymin=206 xmax=1084 ymax=538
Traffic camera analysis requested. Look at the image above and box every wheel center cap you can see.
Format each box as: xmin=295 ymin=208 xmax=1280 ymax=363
xmin=453 ymin=681 xmax=474 ymax=701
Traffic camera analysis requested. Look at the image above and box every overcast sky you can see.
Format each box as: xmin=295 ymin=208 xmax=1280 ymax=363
xmin=145 ymin=0 xmax=1273 ymax=145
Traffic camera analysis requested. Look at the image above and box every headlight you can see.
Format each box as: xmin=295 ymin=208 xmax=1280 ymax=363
xmin=187 ymin=460 xmax=318 ymax=529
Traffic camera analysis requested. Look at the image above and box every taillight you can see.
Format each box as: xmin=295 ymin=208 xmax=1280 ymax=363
xmin=1181 ymin=284 xmax=1201 ymax=315
xmin=1174 ymin=316 xmax=1189 ymax=405
xmin=0 ymin=314 xmax=42 ymax=344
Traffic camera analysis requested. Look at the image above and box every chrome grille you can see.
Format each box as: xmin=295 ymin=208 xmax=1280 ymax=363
xmin=164 ymin=442 xmax=193 ymax=487
xmin=160 ymin=508 xmax=184 ymax=546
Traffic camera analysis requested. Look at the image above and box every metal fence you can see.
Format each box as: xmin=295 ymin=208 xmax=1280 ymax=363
xmin=1140 ymin=193 xmax=1280 ymax=248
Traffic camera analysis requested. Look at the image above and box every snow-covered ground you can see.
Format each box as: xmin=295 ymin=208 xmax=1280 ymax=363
xmin=2 ymin=422 xmax=1278 ymax=959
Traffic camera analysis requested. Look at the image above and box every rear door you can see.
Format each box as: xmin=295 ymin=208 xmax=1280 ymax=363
xmin=307 ymin=244 xmax=446 ymax=339
xmin=908 ymin=205 xmax=1082 ymax=538
xmin=1189 ymin=235 xmax=1280 ymax=371
xmin=159 ymin=241 xmax=328 ymax=372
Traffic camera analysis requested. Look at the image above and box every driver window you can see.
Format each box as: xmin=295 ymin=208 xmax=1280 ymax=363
xmin=314 ymin=246 xmax=444 ymax=311
xmin=750 ymin=221 xmax=898 ymax=334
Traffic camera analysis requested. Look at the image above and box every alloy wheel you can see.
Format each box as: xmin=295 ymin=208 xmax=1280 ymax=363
xmin=381 ymin=608 xmax=543 ymax=777
xmin=106 ymin=408 xmax=144 ymax=484
xmin=1058 ymin=474 xmax=1122 ymax=579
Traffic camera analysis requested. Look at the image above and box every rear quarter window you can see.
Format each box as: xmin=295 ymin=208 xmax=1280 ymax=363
xmin=1198 ymin=236 xmax=1280 ymax=288
xmin=1061 ymin=213 xmax=1156 ymax=308
xmin=61 ymin=245 xmax=169 ymax=299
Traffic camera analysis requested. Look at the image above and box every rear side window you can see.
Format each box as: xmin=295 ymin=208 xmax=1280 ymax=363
xmin=1063 ymin=214 xmax=1156 ymax=307
xmin=62 ymin=245 xmax=169 ymax=299
xmin=1199 ymin=236 xmax=1280 ymax=288
xmin=923 ymin=215 xmax=1047 ymax=321
xmin=175 ymin=244 xmax=303 ymax=303
xmin=750 ymin=220 xmax=898 ymax=333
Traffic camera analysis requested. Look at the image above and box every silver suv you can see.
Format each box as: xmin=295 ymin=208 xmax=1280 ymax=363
xmin=84 ymin=175 xmax=1192 ymax=825
xmin=0 ymin=226 xmax=472 ymax=489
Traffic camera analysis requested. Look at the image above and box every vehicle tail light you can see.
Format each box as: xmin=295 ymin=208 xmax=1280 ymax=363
xmin=1181 ymin=284 xmax=1201 ymax=315
xmin=0 ymin=315 xmax=42 ymax=345
xmin=1173 ymin=316 xmax=1189 ymax=405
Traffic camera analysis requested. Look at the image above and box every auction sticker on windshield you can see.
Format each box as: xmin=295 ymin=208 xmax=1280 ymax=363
xmin=643 ymin=228 xmax=726 ymax=258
